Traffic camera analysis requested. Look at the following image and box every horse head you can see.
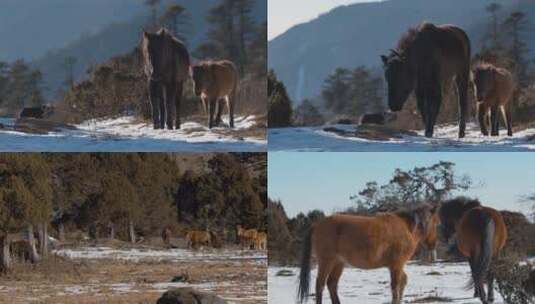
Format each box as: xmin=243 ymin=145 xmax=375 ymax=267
xmin=381 ymin=49 xmax=415 ymax=112
xmin=141 ymin=30 xmax=167 ymax=81
xmin=409 ymin=204 xmax=440 ymax=246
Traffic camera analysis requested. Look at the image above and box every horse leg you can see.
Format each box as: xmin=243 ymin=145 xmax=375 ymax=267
xmin=159 ymin=86 xmax=167 ymax=130
xmin=166 ymin=83 xmax=177 ymax=130
xmin=215 ymin=98 xmax=224 ymax=126
xmin=416 ymin=86 xmax=427 ymax=128
xmin=468 ymin=257 xmax=480 ymax=298
xmin=176 ymin=81 xmax=183 ymax=129
xmin=490 ymin=106 xmax=499 ymax=136
xmin=487 ymin=270 xmax=495 ymax=303
xmin=478 ymin=103 xmax=489 ymax=136
xmin=208 ymin=98 xmax=217 ymax=129
xmin=149 ymin=81 xmax=162 ymax=129
xmin=501 ymin=105 xmax=513 ymax=137
xmin=400 ymin=270 xmax=408 ymax=300
xmin=326 ymin=261 xmax=344 ymax=304
xmin=389 ymin=267 xmax=404 ymax=304
xmin=315 ymin=258 xmax=335 ymax=304
xmin=227 ymin=95 xmax=235 ymax=128
xmin=456 ymin=73 xmax=469 ymax=138
xmin=424 ymin=85 xmax=441 ymax=138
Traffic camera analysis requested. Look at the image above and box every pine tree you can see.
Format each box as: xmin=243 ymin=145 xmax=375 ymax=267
xmin=160 ymin=4 xmax=189 ymax=42
xmin=144 ymin=0 xmax=161 ymax=30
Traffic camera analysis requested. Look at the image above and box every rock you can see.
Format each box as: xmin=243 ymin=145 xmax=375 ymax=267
xmin=275 ymin=269 xmax=294 ymax=277
xmin=157 ymin=288 xmax=227 ymax=304
xmin=323 ymin=124 xmax=418 ymax=141
xmin=171 ymin=273 xmax=189 ymax=283
xmin=14 ymin=118 xmax=76 ymax=134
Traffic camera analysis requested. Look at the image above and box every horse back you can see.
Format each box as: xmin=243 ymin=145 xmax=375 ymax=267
xmin=414 ymin=23 xmax=470 ymax=78
xmin=457 ymin=207 xmax=507 ymax=257
xmin=171 ymin=38 xmax=190 ymax=82
xmin=212 ymin=61 xmax=239 ymax=96
xmin=312 ymin=214 xmax=417 ymax=268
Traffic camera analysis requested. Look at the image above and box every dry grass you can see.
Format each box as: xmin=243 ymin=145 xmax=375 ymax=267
xmin=0 ymin=242 xmax=266 ymax=304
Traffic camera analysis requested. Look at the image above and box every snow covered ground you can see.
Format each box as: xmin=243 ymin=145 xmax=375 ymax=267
xmin=0 ymin=246 xmax=267 ymax=303
xmin=53 ymin=246 xmax=267 ymax=263
xmin=269 ymin=262 xmax=507 ymax=304
xmin=0 ymin=116 xmax=266 ymax=152
xmin=268 ymin=123 xmax=535 ymax=151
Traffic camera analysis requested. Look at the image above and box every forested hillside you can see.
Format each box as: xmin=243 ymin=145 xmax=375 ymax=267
xmin=268 ymin=0 xmax=534 ymax=103
xmin=0 ymin=0 xmax=145 ymax=62
xmin=0 ymin=0 xmax=267 ymax=124
xmin=0 ymin=153 xmax=266 ymax=254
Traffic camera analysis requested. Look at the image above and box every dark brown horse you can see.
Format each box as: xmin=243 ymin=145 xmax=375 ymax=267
xmin=141 ymin=28 xmax=190 ymax=130
xmin=439 ymin=198 xmax=507 ymax=304
xmin=473 ymin=63 xmax=514 ymax=137
xmin=381 ymin=22 xmax=471 ymax=138
xmin=298 ymin=204 xmax=439 ymax=304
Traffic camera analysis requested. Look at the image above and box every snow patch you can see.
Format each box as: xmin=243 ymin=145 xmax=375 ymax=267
xmin=0 ymin=116 xmax=265 ymax=152
xmin=269 ymin=122 xmax=535 ymax=151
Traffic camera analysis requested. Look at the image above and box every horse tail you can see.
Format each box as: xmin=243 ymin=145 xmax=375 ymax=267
xmin=468 ymin=215 xmax=495 ymax=290
xmin=298 ymin=227 xmax=313 ymax=304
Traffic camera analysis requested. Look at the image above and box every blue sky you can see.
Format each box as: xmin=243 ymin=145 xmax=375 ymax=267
xmin=268 ymin=0 xmax=382 ymax=40
xmin=268 ymin=152 xmax=535 ymax=218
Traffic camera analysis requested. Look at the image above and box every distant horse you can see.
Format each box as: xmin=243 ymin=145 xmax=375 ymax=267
xmin=381 ymin=22 xmax=471 ymax=138
xmin=254 ymin=232 xmax=267 ymax=250
xmin=185 ymin=230 xmax=212 ymax=249
xmin=420 ymin=208 xmax=440 ymax=263
xmin=191 ymin=60 xmax=239 ymax=129
xmin=439 ymin=197 xmax=507 ymax=304
xmin=473 ymin=63 xmax=514 ymax=137
xmin=298 ymin=204 xmax=439 ymax=304
xmin=161 ymin=226 xmax=172 ymax=247
xmin=141 ymin=28 xmax=190 ymax=130
xmin=236 ymin=225 xmax=257 ymax=250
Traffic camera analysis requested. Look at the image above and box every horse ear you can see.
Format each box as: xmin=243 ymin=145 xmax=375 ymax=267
xmin=381 ymin=55 xmax=389 ymax=65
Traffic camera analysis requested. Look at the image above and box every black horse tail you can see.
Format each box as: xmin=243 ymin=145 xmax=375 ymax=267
xmin=468 ymin=215 xmax=495 ymax=290
xmin=297 ymin=227 xmax=313 ymax=304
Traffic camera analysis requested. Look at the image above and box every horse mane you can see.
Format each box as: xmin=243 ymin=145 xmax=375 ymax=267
xmin=396 ymin=21 xmax=437 ymax=53
xmin=441 ymin=197 xmax=481 ymax=217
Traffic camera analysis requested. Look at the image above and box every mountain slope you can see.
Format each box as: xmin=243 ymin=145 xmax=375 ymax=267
xmin=29 ymin=0 xmax=267 ymax=98
xmin=0 ymin=0 xmax=145 ymax=61
xmin=268 ymin=0 xmax=534 ymax=103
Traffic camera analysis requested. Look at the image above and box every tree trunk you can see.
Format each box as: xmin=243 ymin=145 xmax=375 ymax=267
xmin=38 ymin=223 xmax=48 ymax=257
xmin=58 ymin=222 xmax=65 ymax=242
xmin=109 ymin=222 xmax=115 ymax=240
xmin=0 ymin=235 xmax=11 ymax=273
xmin=26 ymin=225 xmax=40 ymax=263
xmin=128 ymin=220 xmax=136 ymax=244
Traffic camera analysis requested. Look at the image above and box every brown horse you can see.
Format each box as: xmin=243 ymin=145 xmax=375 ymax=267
xmin=236 ymin=225 xmax=257 ymax=250
xmin=254 ymin=232 xmax=267 ymax=250
xmin=185 ymin=230 xmax=212 ymax=249
xmin=191 ymin=60 xmax=239 ymax=129
xmin=473 ymin=63 xmax=514 ymax=137
xmin=298 ymin=204 xmax=439 ymax=304
xmin=141 ymin=28 xmax=190 ymax=130
xmin=161 ymin=226 xmax=172 ymax=247
xmin=439 ymin=197 xmax=507 ymax=304
xmin=381 ymin=22 xmax=471 ymax=138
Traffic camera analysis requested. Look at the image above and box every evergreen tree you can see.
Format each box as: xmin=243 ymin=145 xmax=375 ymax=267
xmin=268 ymin=70 xmax=293 ymax=127
xmin=160 ymin=4 xmax=189 ymax=42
